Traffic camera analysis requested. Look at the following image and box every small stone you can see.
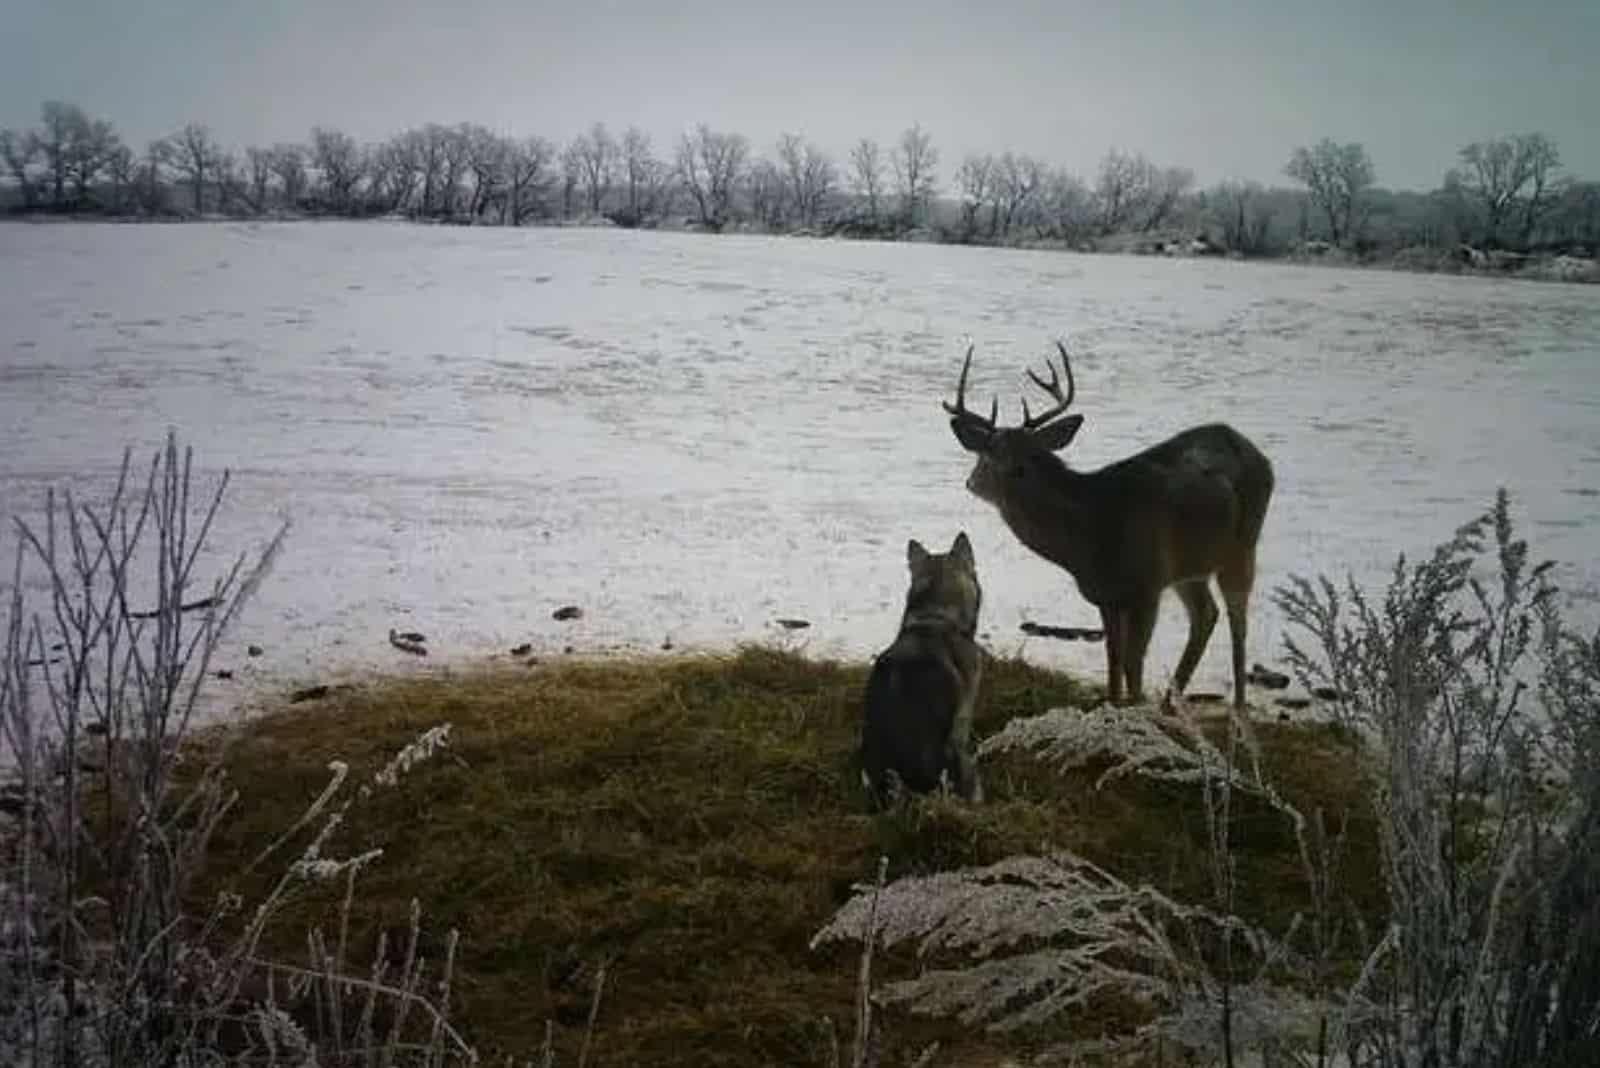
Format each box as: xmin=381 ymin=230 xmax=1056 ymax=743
xmin=510 ymin=643 xmax=533 ymax=656
xmin=553 ymin=605 xmax=583 ymax=621
xmin=214 ymin=669 xmax=234 ymax=680
xmin=563 ymin=645 xmax=575 ymax=655
xmin=247 ymin=644 xmax=263 ymax=657
xmin=661 ymin=638 xmax=674 ymax=651
xmin=1248 ymin=663 xmax=1291 ymax=690
xmin=775 ymin=618 xmax=811 ymax=630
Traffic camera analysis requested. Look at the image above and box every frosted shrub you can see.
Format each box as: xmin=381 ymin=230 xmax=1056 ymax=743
xmin=0 ymin=432 xmax=476 ymax=1067
xmin=816 ymin=491 xmax=1600 ymax=1067
xmin=1274 ymin=489 xmax=1600 ymax=1067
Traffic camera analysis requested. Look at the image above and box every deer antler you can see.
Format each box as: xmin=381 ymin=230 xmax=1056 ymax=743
xmin=943 ymin=344 xmax=999 ymax=433
xmin=1020 ymin=341 xmax=1078 ymax=430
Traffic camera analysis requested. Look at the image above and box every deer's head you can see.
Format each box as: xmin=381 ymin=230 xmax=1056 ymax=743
xmin=944 ymin=342 xmax=1084 ymax=507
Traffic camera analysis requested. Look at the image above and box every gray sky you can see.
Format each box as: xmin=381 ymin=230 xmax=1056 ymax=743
xmin=3 ymin=0 xmax=1595 ymax=191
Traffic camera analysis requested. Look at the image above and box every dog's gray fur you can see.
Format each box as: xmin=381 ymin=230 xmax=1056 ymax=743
xmin=859 ymin=531 xmax=985 ymax=809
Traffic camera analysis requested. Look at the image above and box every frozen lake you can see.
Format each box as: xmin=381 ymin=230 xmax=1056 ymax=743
xmin=2 ymin=220 xmax=1599 ymax=713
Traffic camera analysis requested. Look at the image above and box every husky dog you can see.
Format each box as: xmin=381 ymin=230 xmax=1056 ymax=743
xmin=859 ymin=531 xmax=985 ymax=808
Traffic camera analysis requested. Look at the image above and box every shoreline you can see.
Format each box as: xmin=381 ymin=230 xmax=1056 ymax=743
xmin=5 ymin=211 xmax=1596 ymax=287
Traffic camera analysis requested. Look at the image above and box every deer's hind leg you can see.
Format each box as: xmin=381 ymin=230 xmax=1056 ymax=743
xmin=1217 ymin=558 xmax=1256 ymax=711
xmin=1170 ymin=579 xmax=1220 ymax=699
xmin=1099 ymin=603 xmax=1125 ymax=706
xmin=1122 ymin=593 xmax=1162 ymax=706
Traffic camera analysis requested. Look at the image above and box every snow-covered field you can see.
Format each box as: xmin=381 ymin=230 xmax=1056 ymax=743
xmin=2 ymin=220 xmax=1599 ymax=720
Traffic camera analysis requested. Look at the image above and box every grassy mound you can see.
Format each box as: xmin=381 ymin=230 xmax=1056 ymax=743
xmin=197 ymin=647 xmax=1382 ymax=1066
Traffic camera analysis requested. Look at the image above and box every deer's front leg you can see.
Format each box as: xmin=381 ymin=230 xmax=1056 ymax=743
xmin=1099 ymin=603 xmax=1125 ymax=706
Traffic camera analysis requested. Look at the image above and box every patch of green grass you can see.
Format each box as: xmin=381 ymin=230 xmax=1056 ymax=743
xmin=196 ymin=647 xmax=1383 ymax=1066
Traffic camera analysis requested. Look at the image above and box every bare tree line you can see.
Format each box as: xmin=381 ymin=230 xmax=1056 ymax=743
xmin=2 ymin=100 xmax=1597 ymax=260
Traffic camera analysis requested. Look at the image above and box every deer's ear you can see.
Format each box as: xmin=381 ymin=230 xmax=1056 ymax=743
xmin=907 ymin=539 xmax=930 ymax=570
xmin=950 ymin=418 xmax=993 ymax=453
xmin=1032 ymin=414 xmax=1083 ymax=452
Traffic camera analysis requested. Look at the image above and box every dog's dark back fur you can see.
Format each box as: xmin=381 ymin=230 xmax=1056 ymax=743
xmin=860 ymin=532 xmax=985 ymax=808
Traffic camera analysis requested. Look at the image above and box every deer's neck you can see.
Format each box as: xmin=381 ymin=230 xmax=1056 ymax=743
xmin=995 ymin=468 xmax=1121 ymax=602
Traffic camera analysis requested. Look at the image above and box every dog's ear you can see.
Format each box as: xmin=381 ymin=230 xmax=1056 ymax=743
xmin=907 ymin=539 xmax=930 ymax=570
xmin=950 ymin=531 xmax=974 ymax=567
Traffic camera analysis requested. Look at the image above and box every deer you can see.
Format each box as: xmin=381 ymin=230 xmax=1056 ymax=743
xmin=943 ymin=342 xmax=1274 ymax=711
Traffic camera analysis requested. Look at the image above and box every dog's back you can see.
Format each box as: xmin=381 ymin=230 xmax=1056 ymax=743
xmin=860 ymin=532 xmax=984 ymax=808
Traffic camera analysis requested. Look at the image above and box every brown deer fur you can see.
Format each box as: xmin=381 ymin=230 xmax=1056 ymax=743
xmin=945 ymin=342 xmax=1274 ymax=709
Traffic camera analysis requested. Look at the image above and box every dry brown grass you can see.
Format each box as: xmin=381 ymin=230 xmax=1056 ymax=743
xmin=192 ymin=646 xmax=1383 ymax=1066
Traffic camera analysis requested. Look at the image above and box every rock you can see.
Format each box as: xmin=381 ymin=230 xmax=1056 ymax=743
xmin=388 ymin=629 xmax=428 ymax=657
xmin=289 ymin=684 xmax=330 ymax=704
xmin=1275 ymin=696 xmax=1312 ymax=710
xmin=775 ymin=618 xmax=810 ymax=630
xmin=1248 ymin=663 xmax=1291 ymax=690
xmin=247 ymin=644 xmax=264 ymax=657
xmin=553 ymin=605 xmax=583 ymax=622
xmin=510 ymin=643 xmax=533 ymax=656
xmin=1019 ymin=621 xmax=1104 ymax=642
xmin=1312 ymin=686 xmax=1342 ymax=702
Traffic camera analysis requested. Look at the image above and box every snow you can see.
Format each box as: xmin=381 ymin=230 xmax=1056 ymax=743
xmin=2 ymin=220 xmax=1598 ymax=724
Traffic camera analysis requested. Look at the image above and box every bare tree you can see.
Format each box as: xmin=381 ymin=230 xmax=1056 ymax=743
xmin=241 ymin=146 xmax=272 ymax=212
xmin=849 ymin=137 xmax=885 ymax=223
xmin=169 ymin=122 xmax=221 ymax=214
xmin=0 ymin=127 xmax=41 ymax=207
xmin=618 ymin=126 xmax=661 ymax=224
xmin=213 ymin=150 xmax=247 ymax=214
xmin=1209 ymin=180 xmax=1274 ymax=255
xmin=559 ymin=141 xmax=581 ymax=219
xmin=569 ymin=122 xmax=616 ymax=217
xmin=955 ymin=153 xmax=994 ymax=239
xmin=136 ymin=139 xmax=170 ymax=214
xmin=35 ymin=100 xmax=88 ymax=206
xmin=1094 ymin=149 xmax=1157 ymax=235
xmin=1283 ymin=138 xmax=1375 ymax=247
xmin=777 ymin=133 xmax=836 ymax=228
xmin=310 ymin=126 xmax=364 ymax=214
xmin=64 ymin=115 xmax=120 ymax=207
xmin=1141 ymin=165 xmax=1195 ymax=232
xmin=461 ymin=125 xmax=507 ymax=220
xmin=746 ymin=157 xmax=785 ymax=229
xmin=105 ymin=142 xmax=136 ymax=213
xmin=1451 ymin=133 xmax=1562 ymax=248
xmin=676 ymin=124 xmax=748 ymax=229
xmin=503 ymin=136 xmax=554 ymax=224
xmin=434 ymin=125 xmax=471 ymax=218
xmin=891 ymin=122 xmax=938 ymax=227
xmin=994 ymin=152 xmax=1044 ymax=238
xmin=366 ymin=136 xmax=418 ymax=215
xmin=1037 ymin=167 xmax=1095 ymax=244
xmin=266 ymin=143 xmax=307 ymax=209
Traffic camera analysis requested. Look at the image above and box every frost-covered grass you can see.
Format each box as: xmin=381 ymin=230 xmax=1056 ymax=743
xmin=192 ymin=647 xmax=1384 ymax=1066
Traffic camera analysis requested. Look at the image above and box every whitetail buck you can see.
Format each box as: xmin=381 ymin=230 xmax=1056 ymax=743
xmin=944 ymin=342 xmax=1274 ymax=710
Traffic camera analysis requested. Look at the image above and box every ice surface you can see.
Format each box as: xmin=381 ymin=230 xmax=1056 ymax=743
xmin=2 ymin=221 xmax=1598 ymax=726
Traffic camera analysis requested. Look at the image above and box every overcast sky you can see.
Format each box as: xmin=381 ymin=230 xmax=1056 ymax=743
xmin=2 ymin=0 xmax=1595 ymax=191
